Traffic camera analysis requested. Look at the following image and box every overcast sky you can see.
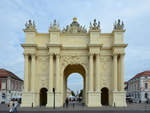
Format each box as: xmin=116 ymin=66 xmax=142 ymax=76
xmin=0 ymin=0 xmax=150 ymax=93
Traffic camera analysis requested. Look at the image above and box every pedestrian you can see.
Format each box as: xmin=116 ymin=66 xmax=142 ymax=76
xmin=13 ymin=99 xmax=19 ymax=112
xmin=9 ymin=99 xmax=14 ymax=113
xmin=65 ymin=98 xmax=69 ymax=108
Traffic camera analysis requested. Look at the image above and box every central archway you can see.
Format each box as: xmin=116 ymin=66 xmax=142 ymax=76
xmin=63 ymin=64 xmax=86 ymax=104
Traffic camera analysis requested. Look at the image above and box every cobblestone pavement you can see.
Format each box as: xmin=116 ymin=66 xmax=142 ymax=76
xmin=0 ymin=111 xmax=150 ymax=113
xmin=0 ymin=102 xmax=150 ymax=112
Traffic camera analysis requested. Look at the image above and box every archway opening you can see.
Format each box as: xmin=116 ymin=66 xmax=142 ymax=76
xmin=63 ymin=64 xmax=86 ymax=104
xmin=67 ymin=73 xmax=83 ymax=100
xmin=40 ymin=88 xmax=48 ymax=106
xmin=101 ymin=87 xmax=109 ymax=106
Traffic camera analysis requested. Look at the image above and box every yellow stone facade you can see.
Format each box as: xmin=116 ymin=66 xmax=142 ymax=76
xmin=21 ymin=18 xmax=127 ymax=107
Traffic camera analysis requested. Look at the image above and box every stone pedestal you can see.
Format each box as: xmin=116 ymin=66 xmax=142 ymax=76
xmin=33 ymin=92 xmax=39 ymax=107
xmin=21 ymin=92 xmax=39 ymax=107
xmin=47 ymin=92 xmax=63 ymax=107
xmin=46 ymin=92 xmax=54 ymax=107
xmin=111 ymin=91 xmax=127 ymax=107
xmin=55 ymin=92 xmax=63 ymax=107
xmin=21 ymin=92 xmax=33 ymax=107
xmin=87 ymin=91 xmax=101 ymax=107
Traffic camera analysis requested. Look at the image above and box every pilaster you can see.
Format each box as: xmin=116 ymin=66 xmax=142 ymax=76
xmin=89 ymin=53 xmax=94 ymax=91
xmin=24 ymin=54 xmax=29 ymax=92
xmin=120 ymin=54 xmax=125 ymax=91
xmin=31 ymin=54 xmax=36 ymax=106
xmin=31 ymin=54 xmax=36 ymax=92
xmin=95 ymin=53 xmax=100 ymax=91
xmin=56 ymin=54 xmax=60 ymax=92
xmin=113 ymin=54 xmax=118 ymax=91
xmin=48 ymin=53 xmax=54 ymax=92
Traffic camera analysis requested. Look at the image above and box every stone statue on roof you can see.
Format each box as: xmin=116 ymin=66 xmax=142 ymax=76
xmin=113 ymin=19 xmax=125 ymax=30
xmin=89 ymin=19 xmax=101 ymax=31
xmin=62 ymin=17 xmax=87 ymax=33
xmin=24 ymin=20 xmax=36 ymax=32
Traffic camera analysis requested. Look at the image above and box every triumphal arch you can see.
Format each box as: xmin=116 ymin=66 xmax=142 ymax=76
xmin=21 ymin=17 xmax=127 ymax=107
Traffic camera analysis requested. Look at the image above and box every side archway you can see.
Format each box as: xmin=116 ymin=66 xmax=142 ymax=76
xmin=40 ymin=88 xmax=48 ymax=106
xmin=101 ymin=87 xmax=109 ymax=106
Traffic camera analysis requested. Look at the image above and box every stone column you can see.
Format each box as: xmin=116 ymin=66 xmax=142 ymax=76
xmin=31 ymin=54 xmax=36 ymax=106
xmin=120 ymin=54 xmax=125 ymax=91
xmin=56 ymin=54 xmax=60 ymax=92
xmin=31 ymin=54 xmax=36 ymax=92
xmin=24 ymin=54 xmax=29 ymax=92
xmin=95 ymin=53 xmax=100 ymax=91
xmin=89 ymin=53 xmax=93 ymax=91
xmin=113 ymin=54 xmax=118 ymax=91
xmin=49 ymin=53 xmax=53 ymax=92
xmin=47 ymin=53 xmax=54 ymax=107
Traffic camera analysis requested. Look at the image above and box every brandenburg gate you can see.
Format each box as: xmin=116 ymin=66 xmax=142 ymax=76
xmin=21 ymin=17 xmax=127 ymax=107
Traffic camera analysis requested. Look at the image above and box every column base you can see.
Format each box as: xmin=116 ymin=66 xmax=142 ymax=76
xmin=110 ymin=91 xmax=127 ymax=107
xmin=21 ymin=92 xmax=33 ymax=107
xmin=87 ymin=91 xmax=101 ymax=107
xmin=46 ymin=92 xmax=53 ymax=107
xmin=55 ymin=92 xmax=63 ymax=107
xmin=21 ymin=91 xmax=39 ymax=107
xmin=47 ymin=92 xmax=63 ymax=107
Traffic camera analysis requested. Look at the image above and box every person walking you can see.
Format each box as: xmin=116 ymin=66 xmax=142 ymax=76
xmin=13 ymin=99 xmax=18 ymax=112
xmin=65 ymin=98 xmax=69 ymax=108
xmin=9 ymin=99 xmax=14 ymax=113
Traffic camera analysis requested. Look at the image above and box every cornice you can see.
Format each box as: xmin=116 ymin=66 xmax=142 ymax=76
xmin=47 ymin=43 xmax=62 ymax=47
xmin=100 ymin=33 xmax=113 ymax=37
xmin=21 ymin=44 xmax=37 ymax=48
xmin=37 ymin=46 xmax=48 ymax=50
xmin=88 ymin=44 xmax=103 ymax=47
xmin=61 ymin=32 xmax=88 ymax=36
xmin=112 ymin=44 xmax=128 ymax=48
xmin=62 ymin=46 xmax=87 ymax=50
xmin=112 ymin=29 xmax=126 ymax=33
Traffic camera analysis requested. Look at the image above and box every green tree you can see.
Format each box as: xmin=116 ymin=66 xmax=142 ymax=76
xmin=71 ymin=91 xmax=75 ymax=96
xmin=79 ymin=89 xmax=83 ymax=97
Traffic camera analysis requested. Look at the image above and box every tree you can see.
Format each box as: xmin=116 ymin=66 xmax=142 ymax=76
xmin=71 ymin=91 xmax=75 ymax=96
xmin=79 ymin=89 xmax=83 ymax=97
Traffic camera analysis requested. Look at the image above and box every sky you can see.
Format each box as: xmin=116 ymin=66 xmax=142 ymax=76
xmin=0 ymin=0 xmax=150 ymax=93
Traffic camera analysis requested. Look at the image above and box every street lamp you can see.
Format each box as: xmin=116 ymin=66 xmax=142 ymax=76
xmin=53 ymin=88 xmax=55 ymax=109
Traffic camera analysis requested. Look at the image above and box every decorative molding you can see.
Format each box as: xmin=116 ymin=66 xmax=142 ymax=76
xmin=61 ymin=55 xmax=88 ymax=73
xmin=62 ymin=17 xmax=87 ymax=33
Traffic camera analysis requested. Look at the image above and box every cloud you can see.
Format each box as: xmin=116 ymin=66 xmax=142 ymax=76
xmin=0 ymin=0 xmax=150 ymax=89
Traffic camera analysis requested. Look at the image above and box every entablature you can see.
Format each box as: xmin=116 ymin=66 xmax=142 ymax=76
xmin=112 ymin=44 xmax=127 ymax=55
